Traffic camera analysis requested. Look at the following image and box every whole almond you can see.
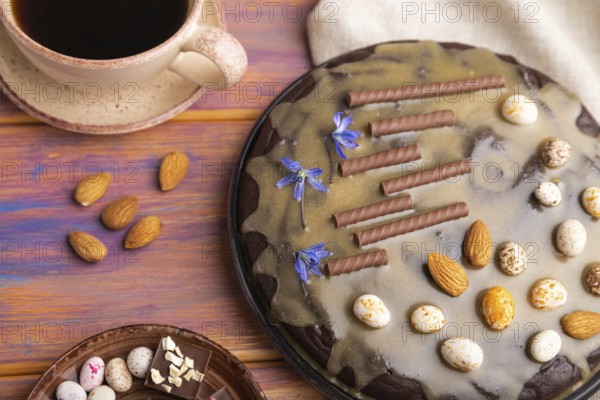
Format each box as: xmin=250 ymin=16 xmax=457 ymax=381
xmin=124 ymin=216 xmax=161 ymax=249
xmin=74 ymin=172 xmax=111 ymax=206
xmin=562 ymin=311 xmax=600 ymax=340
xmin=101 ymin=196 xmax=139 ymax=230
xmin=464 ymin=220 xmax=492 ymax=268
xmin=68 ymin=231 xmax=107 ymax=262
xmin=427 ymin=253 xmax=469 ymax=297
xmin=159 ymin=151 xmax=189 ymax=191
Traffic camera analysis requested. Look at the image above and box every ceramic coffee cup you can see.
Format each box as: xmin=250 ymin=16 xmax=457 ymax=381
xmin=0 ymin=0 xmax=247 ymax=88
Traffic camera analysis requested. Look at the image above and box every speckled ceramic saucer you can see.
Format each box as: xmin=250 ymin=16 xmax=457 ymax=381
xmin=0 ymin=3 xmax=223 ymax=135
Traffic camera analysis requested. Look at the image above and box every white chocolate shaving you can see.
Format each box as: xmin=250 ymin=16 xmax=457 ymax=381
xmin=183 ymin=369 xmax=195 ymax=382
xmin=150 ymin=368 xmax=165 ymax=384
xmin=183 ymin=356 xmax=194 ymax=369
xmin=191 ymin=370 xmax=205 ymax=382
xmin=165 ymin=351 xmax=184 ymax=367
xmin=168 ymin=376 xmax=183 ymax=388
xmin=169 ymin=364 xmax=180 ymax=378
xmin=161 ymin=384 xmax=172 ymax=393
xmin=162 ymin=336 xmax=176 ymax=352
xmin=169 ymin=363 xmax=188 ymax=378
xmin=175 ymin=346 xmax=184 ymax=358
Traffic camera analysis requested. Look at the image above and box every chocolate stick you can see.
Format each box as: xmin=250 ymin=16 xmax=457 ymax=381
xmin=381 ymin=159 xmax=471 ymax=195
xmin=333 ymin=195 xmax=413 ymax=228
xmin=339 ymin=145 xmax=421 ymax=177
xmin=354 ymin=202 xmax=469 ymax=247
xmin=370 ymin=110 xmax=456 ymax=137
xmin=326 ymin=249 xmax=388 ymax=276
xmin=347 ymin=75 xmax=506 ymax=107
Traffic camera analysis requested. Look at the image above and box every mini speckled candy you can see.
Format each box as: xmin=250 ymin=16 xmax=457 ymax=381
xmin=127 ymin=347 xmax=154 ymax=378
xmin=105 ymin=358 xmax=132 ymax=393
xmin=411 ymin=305 xmax=445 ymax=333
xmin=79 ymin=356 xmax=104 ymax=392
xmin=481 ymin=286 xmax=515 ymax=330
xmin=441 ymin=337 xmax=483 ymax=372
xmin=498 ymin=242 xmax=527 ymax=275
xmin=55 ymin=381 xmax=87 ymax=400
xmin=585 ymin=263 xmax=600 ymax=296
xmin=540 ymin=138 xmax=572 ymax=168
xmin=530 ymin=279 xmax=568 ymax=310
xmin=87 ymin=385 xmax=116 ymax=400
xmin=529 ymin=330 xmax=561 ymax=363
xmin=501 ymin=94 xmax=538 ymax=125
xmin=556 ymin=219 xmax=587 ymax=257
xmin=353 ymin=294 xmax=390 ymax=328
xmin=534 ymin=182 xmax=561 ymax=207
xmin=581 ymin=187 xmax=600 ymax=218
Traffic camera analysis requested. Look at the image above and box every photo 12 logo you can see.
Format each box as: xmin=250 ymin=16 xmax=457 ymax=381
xmin=399 ymin=1 xmax=540 ymax=24
xmin=2 ymin=81 xmax=140 ymax=105
xmin=0 ymin=161 xmax=139 ymax=184
xmin=0 ymin=321 xmax=131 ymax=344
xmin=200 ymin=80 xmax=340 ymax=105
xmin=400 ymin=320 xmax=540 ymax=344
xmin=201 ymin=1 xmax=337 ymax=24
xmin=0 ymin=241 xmax=141 ymax=265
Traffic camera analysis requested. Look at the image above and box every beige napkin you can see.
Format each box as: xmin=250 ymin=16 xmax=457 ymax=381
xmin=307 ymin=0 xmax=600 ymax=119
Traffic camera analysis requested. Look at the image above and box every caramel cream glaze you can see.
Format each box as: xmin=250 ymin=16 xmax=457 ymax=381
xmin=241 ymin=41 xmax=600 ymax=399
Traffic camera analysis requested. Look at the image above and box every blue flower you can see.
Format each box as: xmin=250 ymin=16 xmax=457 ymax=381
xmin=276 ymin=157 xmax=328 ymax=201
xmin=295 ymin=243 xmax=331 ymax=283
xmin=331 ymin=112 xmax=361 ymax=160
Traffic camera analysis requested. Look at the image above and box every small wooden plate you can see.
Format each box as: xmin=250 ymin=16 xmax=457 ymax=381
xmin=27 ymin=324 xmax=265 ymax=400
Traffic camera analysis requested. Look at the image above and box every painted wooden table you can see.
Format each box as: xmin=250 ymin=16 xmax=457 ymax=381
xmin=0 ymin=1 xmax=327 ymax=398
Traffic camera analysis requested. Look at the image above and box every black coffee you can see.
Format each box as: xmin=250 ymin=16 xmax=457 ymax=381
xmin=12 ymin=0 xmax=189 ymax=60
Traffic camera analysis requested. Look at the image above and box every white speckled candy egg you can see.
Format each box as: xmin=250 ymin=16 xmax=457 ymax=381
xmin=105 ymin=358 xmax=132 ymax=392
xmin=535 ymin=182 xmax=561 ymax=207
xmin=530 ymin=279 xmax=568 ymax=310
xmin=411 ymin=305 xmax=446 ymax=333
xmin=79 ymin=356 xmax=104 ymax=392
xmin=498 ymin=242 xmax=527 ymax=275
xmin=353 ymin=294 xmax=390 ymax=328
xmin=501 ymin=94 xmax=538 ymax=125
xmin=556 ymin=219 xmax=587 ymax=256
xmin=87 ymin=385 xmax=116 ymax=400
xmin=540 ymin=138 xmax=572 ymax=168
xmin=56 ymin=381 xmax=87 ymax=400
xmin=529 ymin=330 xmax=562 ymax=363
xmin=441 ymin=337 xmax=483 ymax=372
xmin=582 ymin=187 xmax=600 ymax=218
xmin=127 ymin=346 xmax=154 ymax=378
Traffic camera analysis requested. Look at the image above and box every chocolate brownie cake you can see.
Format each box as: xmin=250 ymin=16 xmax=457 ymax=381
xmin=235 ymin=41 xmax=600 ymax=399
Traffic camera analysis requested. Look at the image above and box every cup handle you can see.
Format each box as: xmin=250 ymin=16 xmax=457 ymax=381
xmin=169 ymin=25 xmax=247 ymax=88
